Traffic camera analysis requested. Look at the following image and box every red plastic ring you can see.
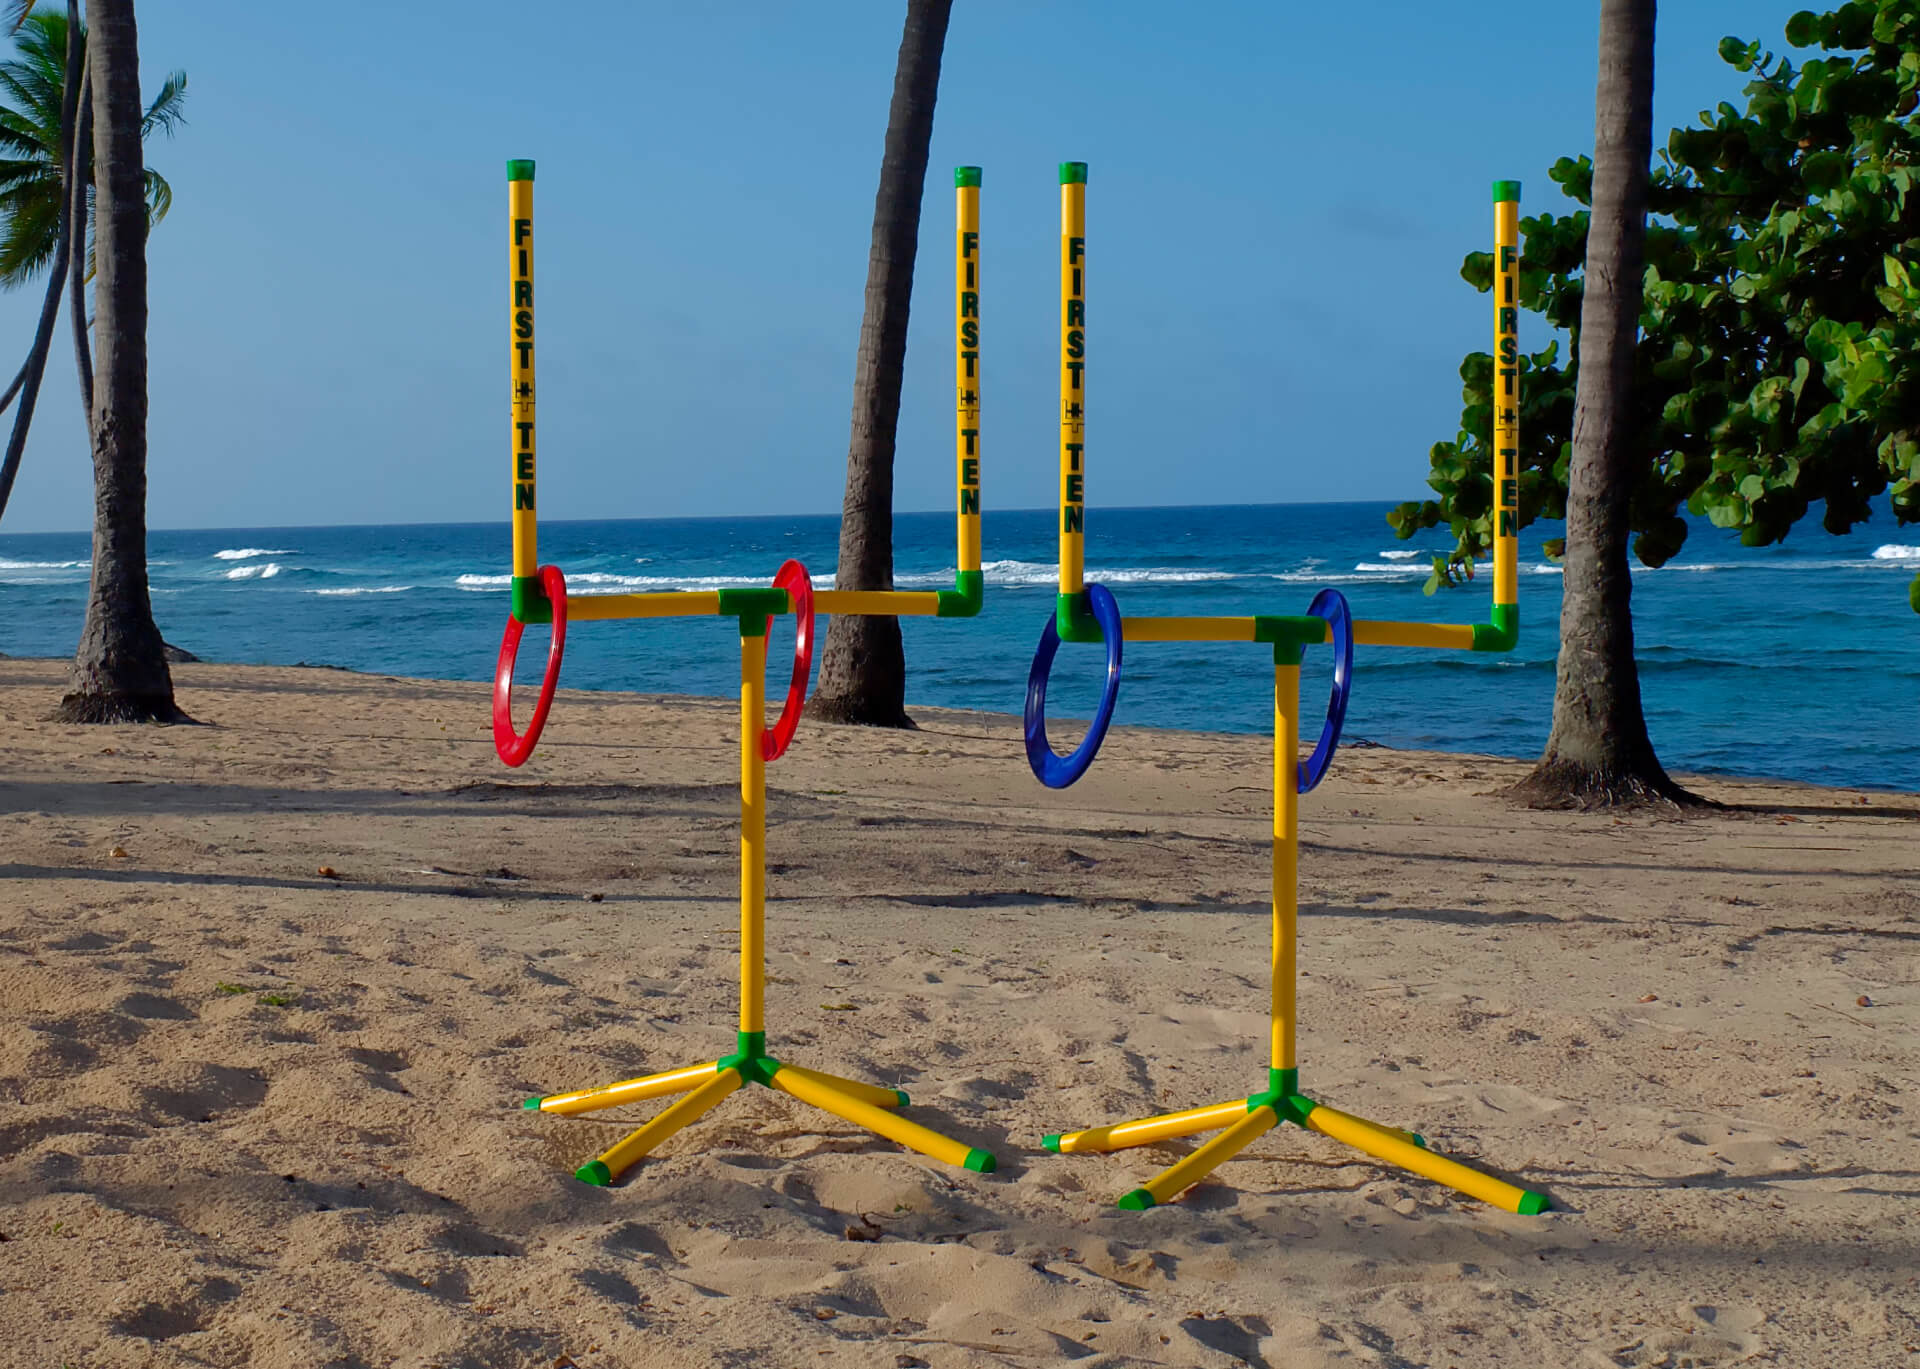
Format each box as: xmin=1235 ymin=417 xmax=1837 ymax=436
xmin=759 ymin=559 xmax=814 ymax=761
xmin=493 ymin=565 xmax=568 ymax=767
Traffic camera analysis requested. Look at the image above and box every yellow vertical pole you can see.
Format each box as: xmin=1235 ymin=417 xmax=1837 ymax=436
xmin=508 ymin=160 xmax=538 ymax=590
xmin=740 ymin=626 xmax=767 ymax=1037
xmin=1272 ymin=660 xmax=1300 ymax=1075
xmin=956 ymin=167 xmax=983 ymax=578
xmin=1491 ymin=181 xmax=1522 ymax=617
xmin=1058 ymin=162 xmax=1087 ymax=596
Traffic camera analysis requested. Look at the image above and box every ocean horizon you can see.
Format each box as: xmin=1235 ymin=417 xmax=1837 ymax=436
xmin=5 ymin=500 xmax=1918 ymax=793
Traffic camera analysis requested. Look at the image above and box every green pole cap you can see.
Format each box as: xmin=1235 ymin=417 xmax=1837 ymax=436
xmin=1492 ymin=179 xmax=1521 ymax=203
xmin=507 ymin=159 xmax=536 ymax=182
xmin=955 ymin=165 xmax=982 ymax=187
xmin=1059 ymin=161 xmax=1088 ymax=185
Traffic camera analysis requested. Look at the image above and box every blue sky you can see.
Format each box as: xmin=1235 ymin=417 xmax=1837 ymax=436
xmin=0 ymin=0 xmax=1786 ymax=534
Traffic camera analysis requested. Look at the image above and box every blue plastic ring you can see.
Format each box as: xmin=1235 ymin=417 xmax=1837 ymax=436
xmin=1025 ymin=584 xmax=1124 ymax=789
xmin=1297 ymin=588 xmax=1352 ymax=793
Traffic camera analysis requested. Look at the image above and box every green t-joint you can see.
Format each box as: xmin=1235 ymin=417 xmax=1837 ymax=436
xmin=955 ymin=165 xmax=981 ymax=188
xmin=1059 ymin=161 xmax=1088 ymax=185
xmin=1492 ymin=179 xmax=1520 ymax=203
xmin=510 ymin=575 xmax=551 ymax=625
xmin=508 ymin=159 xmax=536 ymax=182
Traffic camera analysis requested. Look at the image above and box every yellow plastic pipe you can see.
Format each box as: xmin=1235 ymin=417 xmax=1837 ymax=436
xmin=740 ymin=630 xmax=767 ymax=1036
xmin=1058 ymin=162 xmax=1087 ymax=595
xmin=1126 ymin=1103 xmax=1278 ymax=1207
xmin=531 ymin=1060 xmax=717 ymax=1116
xmin=1352 ymin=619 xmax=1477 ymax=650
xmin=1492 ymin=182 xmax=1522 ymax=612
xmin=771 ymin=1065 xmax=989 ymax=1171
xmin=956 ymin=167 xmax=983 ymax=576
xmin=563 ymin=591 xmax=724 ymax=622
xmin=1273 ymin=663 xmax=1299 ymax=1072
xmin=1124 ymin=617 xmax=1258 ymax=643
xmin=774 ymin=1063 xmax=906 ymax=1110
xmin=508 ymin=163 xmax=537 ymax=579
xmin=1302 ymin=1101 xmax=1546 ymax=1214
xmin=1050 ymin=1099 xmax=1247 ymax=1154
xmin=583 ymin=1066 xmax=742 ymax=1184
xmin=813 ymin=590 xmax=943 ymax=617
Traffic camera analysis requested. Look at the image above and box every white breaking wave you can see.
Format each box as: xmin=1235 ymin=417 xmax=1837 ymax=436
xmin=0 ymin=557 xmax=87 ymax=570
xmin=1350 ymin=562 xmax=1427 ymax=576
xmin=964 ymin=559 xmax=1236 ymax=587
xmin=225 ymin=562 xmax=282 ymax=580
xmin=1872 ymin=544 xmax=1920 ymax=561
xmin=312 ymin=585 xmax=411 ymax=596
xmin=1378 ymin=549 xmax=1422 ymax=560
xmin=213 ymin=547 xmax=294 ymax=560
xmin=1532 ymin=563 xmax=1565 ymax=575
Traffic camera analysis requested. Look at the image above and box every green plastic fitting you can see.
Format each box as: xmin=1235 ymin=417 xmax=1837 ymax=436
xmin=937 ymin=569 xmax=984 ymax=618
xmin=507 ymin=159 xmax=536 ymax=182
xmin=1472 ymin=602 xmax=1518 ymax=652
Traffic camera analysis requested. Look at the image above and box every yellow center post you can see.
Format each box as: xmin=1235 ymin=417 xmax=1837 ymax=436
xmin=1058 ymin=162 xmax=1087 ymax=598
xmin=740 ymin=627 xmax=767 ymax=1037
xmin=1271 ymin=661 xmax=1299 ymax=1074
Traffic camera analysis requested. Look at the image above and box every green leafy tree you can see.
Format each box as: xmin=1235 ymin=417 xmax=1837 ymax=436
xmin=0 ymin=2 xmax=183 ymax=527
xmin=1396 ymin=0 xmax=1920 ymax=801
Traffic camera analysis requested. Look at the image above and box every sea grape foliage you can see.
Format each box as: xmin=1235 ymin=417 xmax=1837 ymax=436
xmin=1395 ymin=1 xmax=1920 ymax=612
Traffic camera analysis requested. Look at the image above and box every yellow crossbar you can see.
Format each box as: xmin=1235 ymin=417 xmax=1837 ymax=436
xmin=813 ymin=590 xmax=944 ymax=617
xmin=565 ymin=591 xmax=725 ymax=622
xmin=1352 ymin=619 xmax=1476 ymax=650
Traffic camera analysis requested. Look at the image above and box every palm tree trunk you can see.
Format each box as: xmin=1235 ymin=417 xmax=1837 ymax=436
xmin=805 ymin=0 xmax=953 ymax=728
xmin=1509 ymin=0 xmax=1689 ymax=809
xmin=0 ymin=2 xmax=83 ymax=529
xmin=69 ymin=54 xmax=93 ymax=413
xmin=56 ymin=0 xmax=184 ymax=724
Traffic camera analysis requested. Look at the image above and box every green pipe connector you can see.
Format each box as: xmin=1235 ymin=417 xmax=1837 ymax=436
xmin=937 ymin=569 xmax=984 ymax=618
xmin=1472 ymin=602 xmax=1518 ymax=652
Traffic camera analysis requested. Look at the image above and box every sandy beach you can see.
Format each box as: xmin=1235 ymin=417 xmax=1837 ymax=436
xmin=2 ymin=656 xmax=1916 ymax=1367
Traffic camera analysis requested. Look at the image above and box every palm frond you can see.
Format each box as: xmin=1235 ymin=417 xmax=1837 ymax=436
xmin=0 ymin=180 xmax=59 ymax=286
xmin=3 ymin=1 xmax=36 ymax=36
xmin=141 ymin=70 xmax=186 ymax=138
xmin=143 ymin=167 xmax=169 ymax=227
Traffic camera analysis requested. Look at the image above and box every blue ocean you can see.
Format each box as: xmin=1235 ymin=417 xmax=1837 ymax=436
xmin=3 ymin=503 xmax=1917 ymax=792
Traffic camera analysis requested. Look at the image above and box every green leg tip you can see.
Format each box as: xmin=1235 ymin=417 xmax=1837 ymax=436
xmin=521 ymin=1096 xmax=545 ymax=1111
xmin=1040 ymin=1133 xmax=1063 ymax=1153
xmin=1116 ymin=1188 xmax=1156 ymax=1211
xmin=963 ymin=1149 xmax=997 ymax=1174
xmin=1516 ymin=1191 xmax=1550 ymax=1215
xmin=1410 ymin=1132 xmax=1427 ymax=1150
xmin=893 ymin=1089 xmax=911 ymax=1107
xmin=574 ymin=1160 xmax=613 ymax=1187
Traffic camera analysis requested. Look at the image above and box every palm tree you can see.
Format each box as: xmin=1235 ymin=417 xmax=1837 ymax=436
xmin=55 ymin=0 xmax=184 ymax=723
xmin=0 ymin=2 xmax=183 ymax=527
xmin=1509 ymin=0 xmax=1691 ymax=808
xmin=0 ymin=7 xmax=182 ymax=281
xmin=805 ymin=0 xmax=953 ymax=728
